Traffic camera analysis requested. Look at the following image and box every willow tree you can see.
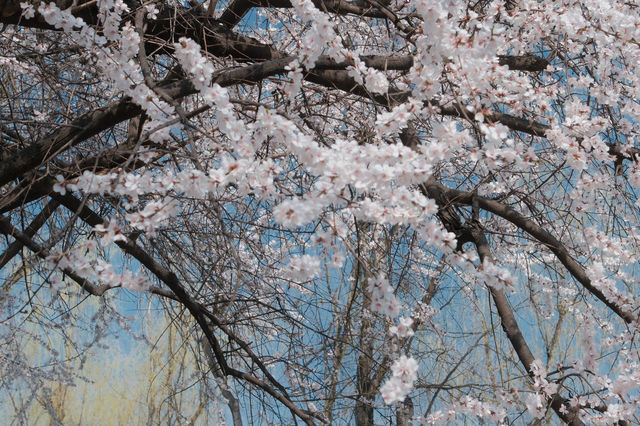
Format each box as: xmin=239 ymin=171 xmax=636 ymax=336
xmin=1 ymin=0 xmax=639 ymax=424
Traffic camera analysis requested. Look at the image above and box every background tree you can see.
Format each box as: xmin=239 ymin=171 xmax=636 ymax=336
xmin=1 ymin=295 xmax=225 ymax=425
xmin=1 ymin=0 xmax=640 ymax=424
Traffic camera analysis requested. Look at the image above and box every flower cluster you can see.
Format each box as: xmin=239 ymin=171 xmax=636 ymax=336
xmin=274 ymin=198 xmax=322 ymax=227
xmin=375 ymin=98 xmax=422 ymax=136
xmin=46 ymin=243 xmax=152 ymax=292
xmin=38 ymin=2 xmax=85 ymax=31
xmin=587 ymin=262 xmax=637 ymax=312
xmin=347 ymin=56 xmax=389 ymax=95
xmin=380 ymin=355 xmax=419 ymax=404
xmin=125 ymin=200 xmax=179 ymax=235
xmin=419 ymin=396 xmax=507 ymax=424
xmin=33 ymin=1 xmax=177 ymax=143
xmin=524 ymin=393 xmax=545 ymax=420
xmin=477 ymin=260 xmax=515 ymax=292
xmin=526 ymin=359 xmax=558 ymax=419
xmin=283 ymin=254 xmax=321 ymax=286
xmin=389 ymin=317 xmax=414 ymax=338
xmin=367 ymin=275 xmax=401 ymax=318
xmin=93 ymin=221 xmax=127 ymax=246
xmin=145 ymin=3 xmax=159 ymax=19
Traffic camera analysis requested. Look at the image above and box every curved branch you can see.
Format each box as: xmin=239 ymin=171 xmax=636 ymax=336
xmin=421 ymin=178 xmax=636 ymax=324
xmin=0 ymin=198 xmax=59 ymax=269
xmin=218 ymin=0 xmax=387 ymax=28
xmin=417 ymin=172 xmax=585 ymax=424
xmin=470 ymin=225 xmax=584 ymax=426
xmin=0 ymin=57 xmax=294 ymax=191
xmin=52 ymin=192 xmax=324 ymax=425
xmin=0 ymin=215 xmax=112 ymax=296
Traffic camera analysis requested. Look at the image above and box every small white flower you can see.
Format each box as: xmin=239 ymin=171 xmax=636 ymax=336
xmin=20 ymin=1 xmax=35 ymax=19
xmin=52 ymin=174 xmax=67 ymax=195
xmin=145 ymin=3 xmax=159 ymax=19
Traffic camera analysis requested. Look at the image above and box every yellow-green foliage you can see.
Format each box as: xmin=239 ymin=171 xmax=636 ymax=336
xmin=4 ymin=295 xmax=222 ymax=426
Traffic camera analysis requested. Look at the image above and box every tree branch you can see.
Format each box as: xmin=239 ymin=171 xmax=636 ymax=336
xmin=0 ymin=198 xmax=60 ymax=269
xmin=52 ymin=192 xmax=324 ymax=425
xmin=421 ymin=178 xmax=636 ymax=324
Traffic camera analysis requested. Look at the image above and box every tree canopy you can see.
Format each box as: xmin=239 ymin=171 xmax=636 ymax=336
xmin=1 ymin=0 xmax=640 ymax=424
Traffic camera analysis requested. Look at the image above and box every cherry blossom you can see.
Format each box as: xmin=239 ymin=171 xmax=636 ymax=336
xmin=4 ymin=0 xmax=640 ymax=423
xmin=380 ymin=355 xmax=419 ymax=404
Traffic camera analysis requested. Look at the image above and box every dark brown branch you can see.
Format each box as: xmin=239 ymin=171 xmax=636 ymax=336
xmin=470 ymin=225 xmax=584 ymax=426
xmin=0 ymin=100 xmax=142 ymax=189
xmin=0 ymin=57 xmax=294 ymax=192
xmin=421 ymin=178 xmax=636 ymax=324
xmin=0 ymin=208 xmax=181 ymax=300
xmin=497 ymin=54 xmax=549 ymax=72
xmin=218 ymin=0 xmax=386 ymax=28
xmin=314 ymin=53 xmax=546 ymax=74
xmin=0 ymin=198 xmax=60 ymax=269
xmin=52 ymin=192 xmax=323 ymax=425
xmin=398 ymin=126 xmax=583 ymax=424
xmin=0 ymin=215 xmax=112 ymax=296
